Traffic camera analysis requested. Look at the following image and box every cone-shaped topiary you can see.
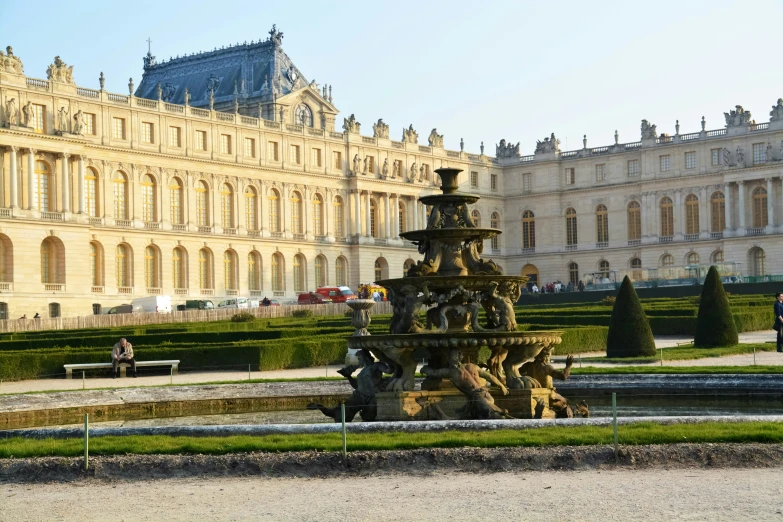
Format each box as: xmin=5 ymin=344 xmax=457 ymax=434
xmin=694 ymin=265 xmax=738 ymax=347
xmin=606 ymin=276 xmax=656 ymax=358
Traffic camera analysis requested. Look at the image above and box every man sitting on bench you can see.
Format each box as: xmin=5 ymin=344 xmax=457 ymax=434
xmin=112 ymin=338 xmax=136 ymax=378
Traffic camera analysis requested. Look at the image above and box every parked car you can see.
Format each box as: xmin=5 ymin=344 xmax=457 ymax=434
xmin=297 ymin=292 xmax=333 ymax=305
xmin=316 ymin=286 xmax=357 ymax=303
xmin=247 ymin=298 xmax=260 ymax=308
xmin=131 ymin=295 xmax=172 ymax=314
xmin=105 ymin=304 xmax=133 ymax=315
xmin=184 ymin=299 xmax=214 ymax=310
xmin=217 ymin=297 xmax=249 ymax=309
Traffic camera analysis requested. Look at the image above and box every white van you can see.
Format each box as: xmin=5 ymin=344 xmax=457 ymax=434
xmin=217 ymin=297 xmax=249 ymax=309
xmin=131 ymin=295 xmax=172 ymax=314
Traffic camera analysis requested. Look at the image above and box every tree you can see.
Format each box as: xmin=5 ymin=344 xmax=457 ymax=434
xmin=694 ymin=266 xmax=738 ymax=347
xmin=606 ymin=276 xmax=656 ymax=358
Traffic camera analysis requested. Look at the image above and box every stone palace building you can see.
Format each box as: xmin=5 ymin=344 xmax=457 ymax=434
xmin=1 ymin=26 xmax=782 ymax=317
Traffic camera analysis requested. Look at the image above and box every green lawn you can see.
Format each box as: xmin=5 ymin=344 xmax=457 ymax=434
xmin=571 ymin=365 xmax=783 ymax=375
xmin=582 ymin=343 xmax=777 ymax=364
xmin=2 ymin=421 xmax=782 ymax=458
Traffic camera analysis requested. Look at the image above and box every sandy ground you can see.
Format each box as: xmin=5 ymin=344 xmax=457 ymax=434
xmin=0 ymin=330 xmax=780 ymax=396
xmin=1 ymin=468 xmax=781 ymax=521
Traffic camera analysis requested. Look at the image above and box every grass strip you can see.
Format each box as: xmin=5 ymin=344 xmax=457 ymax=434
xmin=571 ymin=365 xmax=783 ymax=375
xmin=583 ymin=343 xmax=777 ymax=364
xmin=1 ymin=421 xmax=782 ymax=458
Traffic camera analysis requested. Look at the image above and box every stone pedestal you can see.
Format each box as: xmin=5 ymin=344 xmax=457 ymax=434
xmin=376 ymin=388 xmax=554 ymax=421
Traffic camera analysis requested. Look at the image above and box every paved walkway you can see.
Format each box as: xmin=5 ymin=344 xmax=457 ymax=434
xmin=0 ymin=331 xmax=779 ymax=396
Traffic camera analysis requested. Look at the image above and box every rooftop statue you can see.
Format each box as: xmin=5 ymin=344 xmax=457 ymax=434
xmin=402 ymin=124 xmax=418 ymax=144
xmin=771 ymin=99 xmax=783 ymax=122
xmin=4 ymin=97 xmax=18 ymax=126
xmin=724 ymin=105 xmax=752 ymax=128
xmin=46 ymin=56 xmax=74 ymax=84
xmin=428 ymin=128 xmax=444 ymax=148
xmin=495 ymin=139 xmax=520 ymax=158
xmin=343 ymin=113 xmax=360 ymax=134
xmin=372 ymin=118 xmax=389 ymax=139
xmin=640 ymin=119 xmax=657 ymax=140
xmin=0 ymin=46 xmax=23 ymax=74
xmin=535 ymin=133 xmax=560 ymax=154
xmin=268 ymin=24 xmax=284 ymax=46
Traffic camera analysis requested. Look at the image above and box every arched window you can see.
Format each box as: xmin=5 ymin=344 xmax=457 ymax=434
xmin=293 ymin=254 xmax=305 ymax=293
xmin=596 ymin=204 xmax=608 ymax=244
xmin=399 ymin=201 xmax=407 ymax=234
xmin=712 ymin=250 xmax=724 ymax=263
xmin=248 ymin=251 xmax=261 ymax=291
xmin=333 ymin=196 xmax=344 ymax=237
xmin=599 ymin=260 xmax=610 ymax=278
xmin=141 ymin=174 xmax=157 ymax=222
xmin=660 ymin=197 xmax=673 ymax=237
xmin=198 ymin=248 xmax=213 ymax=289
xmin=335 ymin=256 xmax=347 ymax=286
xmin=565 ymin=208 xmax=577 ymax=246
xmin=271 ymin=253 xmax=284 ymax=292
xmin=751 ymin=247 xmax=766 ymax=276
xmin=711 ymin=191 xmax=725 ymax=232
xmin=223 ymin=250 xmax=237 ymax=290
xmin=490 ymin=212 xmax=500 ymax=250
xmin=115 ymin=243 xmax=131 ymax=288
xmin=41 ymin=240 xmax=52 ymax=284
xmin=85 ymin=167 xmax=98 ymax=217
xmin=144 ymin=246 xmax=160 ymax=288
xmin=313 ymin=193 xmax=324 ymax=236
xmin=567 ymin=262 xmax=579 ymax=285
xmin=753 ymin=187 xmax=768 ymax=228
xmin=33 ymin=160 xmax=50 ymax=212
xmin=627 ymin=201 xmax=641 ymax=241
xmin=522 ymin=210 xmax=535 ymax=249
xmin=630 ymin=257 xmax=642 ymax=269
xmin=172 ymin=247 xmax=186 ymax=289
xmin=245 ymin=186 xmax=257 ymax=231
xmin=269 ymin=188 xmax=281 ymax=233
xmin=220 ymin=183 xmax=234 ymax=229
xmin=660 ymin=254 xmax=674 ymax=267
xmin=291 ymin=191 xmax=302 ymax=234
xmin=113 ymin=171 xmax=128 ymax=220
xmin=630 ymin=257 xmax=642 ymax=281
xmin=196 ymin=180 xmax=209 ymax=227
xmin=471 ymin=209 xmax=481 ymax=228
xmin=374 ymin=259 xmax=382 ymax=282
xmin=294 ymin=104 xmax=313 ymax=127
xmin=89 ymin=241 xmax=103 ymax=287
xmin=686 ymin=252 xmax=699 ymax=265
xmin=169 ymin=177 xmax=183 ymax=225
xmin=370 ymin=199 xmax=378 ymax=237
xmin=403 ymin=258 xmax=415 ymax=275
xmin=315 ymin=254 xmax=326 ymax=288
xmin=685 ymin=194 xmax=699 ymax=235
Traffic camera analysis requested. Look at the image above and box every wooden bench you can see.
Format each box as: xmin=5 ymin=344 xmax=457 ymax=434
xmin=64 ymin=360 xmax=180 ymax=379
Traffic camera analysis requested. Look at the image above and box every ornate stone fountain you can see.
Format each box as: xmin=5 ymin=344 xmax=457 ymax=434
xmin=343 ymin=168 xmax=564 ymax=420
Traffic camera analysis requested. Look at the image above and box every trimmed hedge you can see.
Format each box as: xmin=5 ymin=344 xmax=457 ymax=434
xmin=694 ymin=266 xmax=739 ymax=347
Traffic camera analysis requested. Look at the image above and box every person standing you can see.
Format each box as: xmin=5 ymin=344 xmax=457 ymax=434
xmin=775 ymin=293 xmax=783 ymax=353
xmin=112 ymin=338 xmax=137 ymax=378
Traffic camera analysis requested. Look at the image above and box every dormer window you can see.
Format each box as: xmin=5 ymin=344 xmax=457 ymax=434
xmin=295 ymin=104 xmax=313 ymax=127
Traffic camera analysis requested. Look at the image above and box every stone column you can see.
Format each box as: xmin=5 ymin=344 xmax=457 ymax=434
xmin=723 ymin=183 xmax=732 ymax=234
xmin=674 ymin=191 xmax=683 ymax=238
xmin=282 ymin=185 xmax=291 ymax=237
xmin=737 ymin=181 xmax=746 ymax=231
xmin=353 ymin=190 xmax=362 ymax=236
xmin=260 ymin=185 xmax=270 ymax=236
xmin=413 ymin=197 xmax=419 ymax=230
xmin=27 ymin=148 xmax=36 ymax=210
xmin=767 ymin=177 xmax=775 ymax=231
xmin=77 ymin=155 xmax=85 ymax=214
xmin=236 ymin=182 xmax=246 ymax=233
xmin=640 ymin=193 xmax=649 ymax=239
xmin=384 ymin=192 xmax=391 ymax=238
xmin=698 ymin=186 xmax=708 ymax=238
xmin=61 ymin=153 xmax=70 ymax=213
xmin=394 ymin=194 xmax=401 ymax=237
xmin=8 ymin=147 xmax=18 ymax=208
xmin=364 ymin=191 xmax=371 ymax=237
xmin=420 ymin=201 xmax=427 ymax=228
xmin=303 ymin=188 xmax=311 ymax=239
xmin=324 ymin=191 xmax=333 ymax=239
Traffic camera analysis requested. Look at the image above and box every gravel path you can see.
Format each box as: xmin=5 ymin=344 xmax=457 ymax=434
xmin=1 ymin=468 xmax=781 ymax=521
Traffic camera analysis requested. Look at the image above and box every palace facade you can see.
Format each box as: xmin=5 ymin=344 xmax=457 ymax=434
xmin=1 ymin=29 xmax=782 ymax=317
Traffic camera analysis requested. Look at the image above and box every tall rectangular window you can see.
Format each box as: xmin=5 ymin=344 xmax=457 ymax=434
xmin=627 ymin=159 xmax=640 ymax=177
xmin=490 ymin=174 xmax=497 ymax=191
xmin=244 ymin=137 xmax=255 ymax=158
xmin=290 ymin=144 xmax=300 ymax=164
xmin=142 ymin=122 xmax=154 ymax=144
xmin=752 ymin=143 xmax=766 ymax=164
xmin=311 ymin=148 xmax=322 ymax=167
xmin=221 ymin=134 xmax=231 ymax=154
xmin=195 ymin=130 xmax=207 ymax=151
xmin=112 ymin=117 xmax=125 ymax=140
xmin=565 ymin=168 xmax=575 ymax=185
xmin=522 ymin=173 xmax=531 ymax=193
xmin=685 ymin=151 xmax=696 ymax=169
xmin=711 ymin=148 xmax=721 ymax=166
xmin=367 ymin=156 xmax=375 ymax=173
xmin=268 ymin=141 xmax=279 ymax=161
xmin=168 ymin=126 xmax=181 ymax=147
xmin=660 ymin=155 xmax=671 ymax=172
xmin=32 ymin=104 xmax=45 ymax=133
xmin=84 ymin=113 xmax=96 ymax=135
xmin=470 ymin=171 xmax=478 ymax=188
xmin=595 ymin=164 xmax=606 ymax=181
xmin=332 ymin=151 xmax=342 ymax=169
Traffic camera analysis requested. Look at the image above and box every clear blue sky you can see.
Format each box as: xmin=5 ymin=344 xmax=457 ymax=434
xmin=2 ymin=0 xmax=780 ymax=154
